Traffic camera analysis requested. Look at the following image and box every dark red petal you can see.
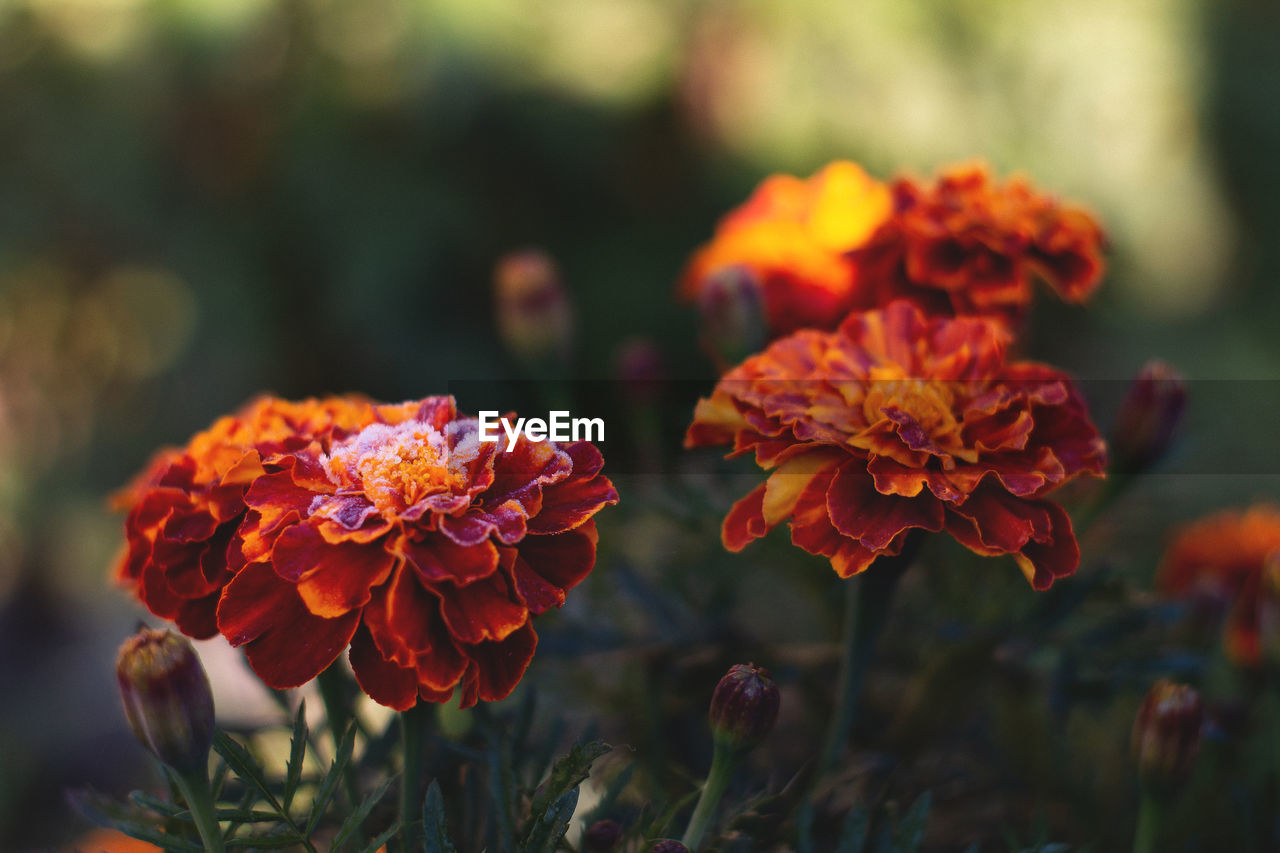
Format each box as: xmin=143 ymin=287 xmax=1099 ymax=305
xmin=173 ymin=593 xmax=220 ymax=640
xmin=272 ymin=523 xmax=396 ymax=618
xmin=468 ymin=623 xmax=537 ymax=704
xmin=1013 ymin=500 xmax=1079 ymax=590
xmin=217 ymin=562 xmax=359 ymax=688
xmin=525 ymin=444 xmax=618 ymax=534
xmin=722 ymin=483 xmax=769 ymax=551
xmin=437 ymin=573 xmax=528 ymax=645
xmin=404 ymin=533 xmax=500 ymax=585
xmin=513 ymin=522 xmax=599 ymax=610
xmin=826 ymin=461 xmax=944 ymax=550
xmin=349 ymin=624 xmax=420 ymax=711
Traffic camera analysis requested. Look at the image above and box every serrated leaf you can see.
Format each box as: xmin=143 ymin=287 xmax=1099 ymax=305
xmin=283 ymin=699 xmax=309 ymax=812
xmin=892 ymin=792 xmax=932 ymax=853
xmin=213 ymin=731 xmax=284 ymax=816
xmin=836 ymin=803 xmax=869 ymax=853
xmin=69 ymin=790 xmax=203 ymax=853
xmin=332 ymin=775 xmax=394 ymax=850
xmin=520 ymin=787 xmax=578 ymax=853
xmin=525 ymin=739 xmax=610 ymax=835
xmin=358 ymin=822 xmax=400 ymax=853
xmin=306 ymin=722 xmax=357 ymax=836
xmin=421 ymin=779 xmax=458 ymax=853
xmin=128 ymin=790 xmax=187 ymax=820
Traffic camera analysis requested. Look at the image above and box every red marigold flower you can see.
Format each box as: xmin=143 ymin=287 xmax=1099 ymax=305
xmin=854 ymin=163 xmax=1106 ymax=327
xmin=1157 ymin=505 xmax=1280 ymax=666
xmin=216 ymin=396 xmax=618 ymax=709
xmin=679 ymin=161 xmax=893 ymax=337
xmin=113 ymin=396 xmax=375 ymax=639
xmin=685 ymin=301 xmax=1106 ymax=589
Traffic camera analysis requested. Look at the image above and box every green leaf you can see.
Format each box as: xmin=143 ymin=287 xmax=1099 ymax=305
xmin=212 ymin=808 xmax=289 ymax=822
xmin=283 ymin=699 xmax=310 ymax=812
xmin=357 ymin=822 xmax=401 ymax=853
xmin=836 ymin=804 xmax=869 ymax=853
xmin=332 ymin=775 xmax=394 ymax=850
xmin=306 ymin=722 xmax=357 ymax=836
xmin=892 ymin=792 xmax=932 ymax=853
xmin=213 ymin=731 xmax=285 ymax=816
xmin=643 ymin=789 xmax=700 ymax=838
xmin=524 ymin=739 xmax=610 ymax=835
xmin=422 ymin=779 xmax=459 ymax=853
xmin=487 ymin=732 xmax=517 ymax=853
xmin=520 ymin=787 xmax=578 ymax=853
xmin=128 ymin=790 xmax=187 ymax=820
xmin=69 ymin=789 xmax=204 ymax=853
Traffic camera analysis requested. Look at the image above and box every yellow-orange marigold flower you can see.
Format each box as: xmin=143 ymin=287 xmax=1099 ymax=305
xmin=217 ymin=396 xmax=618 ymax=708
xmin=680 ymin=161 xmax=893 ymax=336
xmin=1158 ymin=505 xmax=1280 ymax=666
xmin=685 ymin=301 xmax=1106 ymax=588
xmin=113 ymin=396 xmax=374 ymax=638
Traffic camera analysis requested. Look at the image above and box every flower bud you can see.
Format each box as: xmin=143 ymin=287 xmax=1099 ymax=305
xmin=708 ymin=662 xmax=779 ymax=751
xmin=494 ymin=249 xmax=573 ymax=363
xmin=1112 ymin=360 xmax=1187 ymax=473
xmin=649 ymin=842 xmax=691 ymax=853
xmin=614 ymin=337 xmax=666 ymax=403
xmin=697 ymin=265 xmax=766 ymax=368
xmin=1258 ymin=551 xmax=1280 ymax=667
xmin=117 ymin=628 xmax=215 ymax=775
xmin=583 ymin=819 xmax=624 ymax=852
xmin=1132 ymin=679 xmax=1203 ymax=790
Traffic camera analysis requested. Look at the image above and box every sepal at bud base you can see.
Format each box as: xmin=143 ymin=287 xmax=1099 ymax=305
xmin=116 ymin=627 xmax=215 ymax=775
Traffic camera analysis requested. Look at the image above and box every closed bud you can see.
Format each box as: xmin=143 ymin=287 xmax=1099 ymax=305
xmin=1112 ymin=360 xmax=1187 ymax=473
xmin=709 ymin=662 xmax=779 ymax=751
xmin=697 ymin=265 xmax=766 ymax=368
xmin=494 ymin=249 xmax=573 ymax=363
xmin=1132 ymin=679 xmax=1203 ymax=791
xmin=583 ymin=819 xmax=624 ymax=852
xmin=117 ymin=628 xmax=215 ymax=774
xmin=649 ymin=842 xmax=691 ymax=853
xmin=614 ymin=337 xmax=666 ymax=402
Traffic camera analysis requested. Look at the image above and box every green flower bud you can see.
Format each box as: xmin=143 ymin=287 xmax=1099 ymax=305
xmin=709 ymin=662 xmax=779 ymax=751
xmin=1112 ymin=360 xmax=1187 ymax=473
xmin=116 ymin=628 xmax=215 ymax=774
xmin=1132 ymin=679 xmax=1203 ymax=791
xmin=494 ymin=249 xmax=573 ymax=364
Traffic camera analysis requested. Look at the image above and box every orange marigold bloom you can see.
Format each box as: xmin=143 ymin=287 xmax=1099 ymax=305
xmin=854 ymin=163 xmax=1106 ymax=326
xmin=216 ymin=396 xmax=618 ymax=709
xmin=113 ymin=396 xmax=374 ymax=638
xmin=680 ymin=161 xmax=893 ymax=336
xmin=685 ymin=301 xmax=1106 ymax=588
xmin=1157 ymin=505 xmax=1280 ymax=666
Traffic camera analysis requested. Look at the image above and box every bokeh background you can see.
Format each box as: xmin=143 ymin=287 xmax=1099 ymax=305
xmin=2 ymin=0 xmax=1279 ymax=848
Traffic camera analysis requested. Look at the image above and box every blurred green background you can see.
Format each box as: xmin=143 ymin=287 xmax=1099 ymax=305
xmin=1 ymin=0 xmax=1278 ymax=848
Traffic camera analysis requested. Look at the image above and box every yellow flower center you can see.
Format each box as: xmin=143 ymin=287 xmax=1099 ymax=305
xmin=861 ymin=366 xmax=958 ymax=437
xmin=325 ymin=420 xmax=479 ymax=514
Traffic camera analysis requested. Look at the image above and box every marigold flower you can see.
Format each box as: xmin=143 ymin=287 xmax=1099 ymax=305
xmin=216 ymin=395 xmax=618 ymax=709
xmin=680 ymin=161 xmax=893 ymax=337
xmin=854 ymin=163 xmax=1106 ymax=327
xmin=113 ymin=396 xmax=374 ymax=638
xmin=685 ymin=301 xmax=1106 ymax=588
xmin=1157 ymin=505 xmax=1280 ymax=666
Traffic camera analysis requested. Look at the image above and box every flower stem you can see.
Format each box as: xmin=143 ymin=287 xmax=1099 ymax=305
xmin=1132 ymin=789 xmax=1165 ymax=853
xmin=817 ymin=543 xmax=916 ymax=775
xmin=399 ymin=702 xmax=434 ymax=853
xmin=682 ymin=734 xmax=738 ymax=851
xmin=173 ymin=765 xmax=224 ymax=853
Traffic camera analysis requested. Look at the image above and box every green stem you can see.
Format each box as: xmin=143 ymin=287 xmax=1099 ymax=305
xmin=817 ymin=543 xmax=916 ymax=774
xmin=1072 ymin=472 xmax=1132 ymax=536
xmin=399 ymin=702 xmax=434 ymax=853
xmin=173 ymin=765 xmax=224 ymax=853
xmin=316 ymin=661 xmax=361 ymax=811
xmin=1132 ymin=789 xmax=1164 ymax=853
xmin=682 ymin=735 xmax=738 ymax=851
